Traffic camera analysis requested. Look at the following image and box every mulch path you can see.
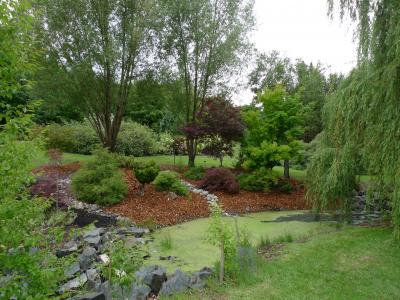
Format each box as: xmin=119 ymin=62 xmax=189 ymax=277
xmin=30 ymin=163 xmax=81 ymax=205
xmin=33 ymin=162 xmax=81 ymax=175
xmin=30 ymin=163 xmax=307 ymax=227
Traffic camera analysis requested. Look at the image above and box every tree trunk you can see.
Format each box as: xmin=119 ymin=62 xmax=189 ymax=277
xmin=187 ymin=138 xmax=196 ymax=167
xmin=139 ymin=184 xmax=145 ymax=196
xmin=219 ymin=156 xmax=223 ymax=167
xmin=284 ymin=159 xmax=290 ymax=179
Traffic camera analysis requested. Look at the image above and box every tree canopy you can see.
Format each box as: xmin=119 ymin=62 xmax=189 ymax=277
xmin=242 ymin=85 xmax=303 ymax=176
xmin=159 ymin=0 xmax=254 ymax=166
xmin=249 ymin=51 xmax=343 ymax=142
xmin=36 ymin=0 xmax=154 ymax=150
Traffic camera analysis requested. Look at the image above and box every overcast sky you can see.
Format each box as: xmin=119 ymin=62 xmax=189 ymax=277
xmin=234 ymin=0 xmax=357 ymax=105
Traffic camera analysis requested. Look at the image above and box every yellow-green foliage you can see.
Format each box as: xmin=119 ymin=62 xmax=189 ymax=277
xmin=241 ymin=86 xmax=303 ymax=170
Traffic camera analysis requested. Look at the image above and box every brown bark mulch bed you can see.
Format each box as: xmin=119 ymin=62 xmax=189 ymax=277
xmin=106 ymin=170 xmax=307 ymax=226
xmin=217 ymin=188 xmax=306 ymax=214
xmin=31 ymin=164 xmax=307 ymax=227
xmin=106 ymin=170 xmax=210 ymax=226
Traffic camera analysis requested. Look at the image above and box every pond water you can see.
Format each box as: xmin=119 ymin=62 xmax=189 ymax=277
xmin=145 ymin=210 xmax=334 ymax=272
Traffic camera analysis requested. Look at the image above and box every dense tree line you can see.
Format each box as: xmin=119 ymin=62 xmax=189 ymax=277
xmin=3 ymin=0 xmax=338 ymax=171
xmin=249 ymin=50 xmax=343 ymax=143
xmin=29 ymin=0 xmax=254 ymax=167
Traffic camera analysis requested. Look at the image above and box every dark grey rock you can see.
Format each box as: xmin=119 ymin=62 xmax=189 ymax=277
xmin=84 ymin=235 xmax=101 ymax=247
xmin=79 ymin=246 xmax=97 ymax=270
xmin=57 ymin=241 xmax=78 ymax=258
xmin=59 ymin=273 xmax=87 ymax=293
xmin=65 ymin=262 xmax=81 ymax=278
xmin=160 ymin=269 xmax=190 ymax=296
xmin=86 ymin=269 xmax=101 ymax=291
xmin=84 ymin=228 xmax=105 ymax=238
xmin=100 ymin=281 xmax=126 ymax=300
xmin=68 ymin=291 xmax=105 ymax=300
xmin=128 ymin=227 xmax=149 ymax=237
xmin=135 ymin=265 xmax=166 ymax=294
xmin=73 ymin=208 xmax=118 ymax=228
xmin=130 ymin=283 xmax=151 ymax=300
xmin=100 ymin=281 xmax=112 ymax=300
xmin=190 ymin=267 xmax=213 ymax=289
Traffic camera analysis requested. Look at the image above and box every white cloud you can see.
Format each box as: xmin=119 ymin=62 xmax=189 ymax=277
xmin=233 ymin=0 xmax=357 ymax=105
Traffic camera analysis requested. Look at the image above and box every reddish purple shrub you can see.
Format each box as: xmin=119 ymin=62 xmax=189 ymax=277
xmin=198 ymin=168 xmax=240 ymax=194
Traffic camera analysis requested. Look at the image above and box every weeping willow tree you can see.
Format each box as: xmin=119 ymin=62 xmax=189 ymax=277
xmin=307 ymin=0 xmax=400 ymax=237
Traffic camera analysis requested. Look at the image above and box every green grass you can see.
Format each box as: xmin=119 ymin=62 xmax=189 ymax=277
xmin=167 ymin=226 xmax=400 ymax=300
xmin=273 ymin=166 xmax=305 ymax=180
xmin=134 ymin=155 xmax=236 ymax=168
xmin=32 ymin=151 xmax=306 ymax=179
xmin=30 ymin=151 xmax=93 ymax=169
xmin=146 ymin=211 xmax=334 ymax=272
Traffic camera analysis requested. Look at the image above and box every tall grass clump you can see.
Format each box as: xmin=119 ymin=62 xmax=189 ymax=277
xmin=160 ymin=233 xmax=173 ymax=251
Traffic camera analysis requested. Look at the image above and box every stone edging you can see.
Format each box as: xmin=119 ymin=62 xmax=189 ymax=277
xmin=181 ymin=180 xmax=219 ymax=204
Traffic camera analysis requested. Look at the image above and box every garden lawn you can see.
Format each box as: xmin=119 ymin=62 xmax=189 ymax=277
xmin=30 ymin=151 xmax=93 ymax=169
xmin=167 ymin=226 xmax=400 ymax=300
xmin=146 ymin=211 xmax=334 ymax=272
xmin=32 ymin=151 xmax=306 ymax=179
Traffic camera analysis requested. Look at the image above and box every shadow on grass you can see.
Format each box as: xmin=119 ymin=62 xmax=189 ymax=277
xmin=261 ymin=213 xmax=335 ymax=223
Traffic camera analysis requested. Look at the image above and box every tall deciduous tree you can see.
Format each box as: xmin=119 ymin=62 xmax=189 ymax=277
xmin=249 ymin=51 xmax=342 ymax=142
xmin=249 ymin=50 xmax=295 ymax=95
xmin=242 ymin=85 xmax=303 ymax=178
xmin=159 ymin=0 xmax=254 ymax=166
xmin=36 ymin=0 xmax=153 ymax=150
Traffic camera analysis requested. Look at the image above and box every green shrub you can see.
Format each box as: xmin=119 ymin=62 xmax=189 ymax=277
xmin=243 ymin=141 xmax=291 ymax=171
xmin=237 ymin=168 xmax=279 ymax=192
xmin=100 ymin=239 xmax=143 ymax=288
xmin=156 ymin=132 xmax=174 ymax=154
xmin=135 ymin=161 xmax=160 ymax=195
xmin=115 ymin=121 xmax=158 ymax=156
xmin=153 ymin=171 xmax=188 ymax=196
xmin=0 ymin=105 xmax=66 ymax=298
xmin=184 ymin=166 xmax=205 ymax=180
xmin=278 ymin=180 xmax=294 ymax=194
xmin=112 ymin=153 xmax=141 ymax=169
xmin=45 ymin=122 xmax=99 ymax=154
xmin=135 ymin=161 xmax=160 ymax=185
xmin=72 ymin=150 xmax=128 ymax=205
xmin=45 ymin=123 xmax=75 ymax=152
